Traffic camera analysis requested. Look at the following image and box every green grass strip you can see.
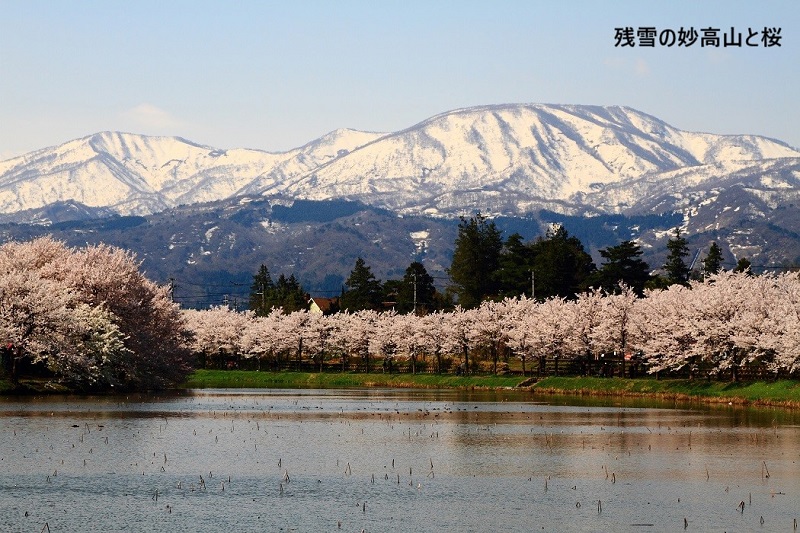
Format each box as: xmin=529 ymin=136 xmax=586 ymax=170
xmin=183 ymin=369 xmax=523 ymax=390
xmin=532 ymin=376 xmax=800 ymax=406
xmin=183 ymin=371 xmax=800 ymax=407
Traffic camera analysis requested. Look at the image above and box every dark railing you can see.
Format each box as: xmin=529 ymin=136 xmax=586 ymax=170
xmin=199 ymin=352 xmax=796 ymax=381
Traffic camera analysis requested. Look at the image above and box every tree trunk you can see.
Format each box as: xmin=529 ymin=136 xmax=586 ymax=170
xmin=297 ymin=338 xmax=303 ymax=366
xmin=10 ymin=347 xmax=22 ymax=385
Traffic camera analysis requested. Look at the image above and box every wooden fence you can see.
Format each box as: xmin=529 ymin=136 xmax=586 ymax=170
xmin=200 ymin=352 xmax=797 ymax=381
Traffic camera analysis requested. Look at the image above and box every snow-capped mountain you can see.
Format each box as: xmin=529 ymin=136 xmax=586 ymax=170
xmin=0 ymin=128 xmax=386 ymax=216
xmin=1 ymin=103 xmax=798 ymax=222
xmin=279 ymin=104 xmax=800 ymax=216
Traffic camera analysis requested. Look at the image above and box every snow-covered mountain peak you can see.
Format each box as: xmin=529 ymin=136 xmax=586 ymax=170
xmin=1 ymin=103 xmax=798 ymax=220
xmin=282 ymin=103 xmax=800 ymax=216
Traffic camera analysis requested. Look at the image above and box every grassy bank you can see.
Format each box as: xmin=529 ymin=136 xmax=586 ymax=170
xmin=183 ymin=369 xmax=524 ymax=390
xmin=531 ymin=376 xmax=800 ymax=407
xmin=4 ymin=371 xmax=798 ymax=407
xmin=183 ymin=370 xmax=800 ymax=407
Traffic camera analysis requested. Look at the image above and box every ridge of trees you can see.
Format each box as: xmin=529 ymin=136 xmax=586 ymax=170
xmin=250 ymin=265 xmax=307 ymax=315
xmin=248 ymin=214 xmax=755 ymax=314
xmin=184 ymin=270 xmax=800 ymax=380
xmin=4 ymin=222 xmax=792 ymax=387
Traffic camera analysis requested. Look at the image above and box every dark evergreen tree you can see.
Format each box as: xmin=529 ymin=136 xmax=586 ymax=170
xmin=274 ymin=274 xmax=307 ymax=313
xmin=447 ymin=213 xmax=503 ymax=308
xmin=734 ymin=257 xmax=752 ymax=274
xmin=588 ymin=240 xmax=651 ymax=296
xmin=340 ymin=257 xmax=383 ymax=311
xmin=250 ymin=265 xmax=307 ymax=314
xmin=663 ymin=228 xmax=690 ymax=286
xmin=496 ymin=233 xmax=535 ymax=297
xmin=395 ymin=261 xmax=436 ymax=314
xmin=702 ymin=242 xmax=724 ymax=277
xmin=381 ymin=279 xmax=403 ymax=307
xmin=249 ymin=264 xmax=274 ymax=316
xmin=529 ymin=225 xmax=596 ymax=300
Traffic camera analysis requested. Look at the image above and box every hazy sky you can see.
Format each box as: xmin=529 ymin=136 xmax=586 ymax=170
xmin=1 ymin=0 xmax=797 ymax=159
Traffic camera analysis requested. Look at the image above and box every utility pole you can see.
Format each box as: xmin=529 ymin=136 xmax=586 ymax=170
xmin=530 ymin=269 xmax=535 ymax=300
xmin=261 ymin=282 xmax=266 ymax=314
xmin=412 ymin=272 xmax=418 ymax=314
xmin=168 ymin=277 xmax=175 ymax=303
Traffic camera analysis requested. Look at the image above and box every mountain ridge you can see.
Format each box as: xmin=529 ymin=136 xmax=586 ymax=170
xmin=2 ymin=103 xmax=798 ymax=221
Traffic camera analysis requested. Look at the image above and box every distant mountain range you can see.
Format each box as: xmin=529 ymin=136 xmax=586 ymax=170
xmin=3 ymin=104 xmax=798 ymax=220
xmin=2 ymin=103 xmax=799 ymax=305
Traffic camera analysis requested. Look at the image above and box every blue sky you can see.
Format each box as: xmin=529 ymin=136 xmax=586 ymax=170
xmin=1 ymin=0 xmax=797 ymax=159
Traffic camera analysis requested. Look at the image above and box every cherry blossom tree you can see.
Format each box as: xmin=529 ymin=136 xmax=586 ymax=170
xmin=440 ymin=306 xmax=477 ymax=373
xmin=527 ymin=297 xmax=574 ymax=375
xmin=57 ymin=242 xmax=192 ymax=387
xmin=277 ymin=311 xmax=312 ymax=367
xmin=183 ymin=306 xmax=253 ymax=367
xmin=304 ymin=313 xmax=335 ymax=371
xmin=503 ymin=297 xmax=537 ymax=375
xmin=326 ymin=310 xmax=377 ymax=371
xmin=239 ymin=308 xmax=283 ymax=368
xmin=768 ymin=273 xmax=800 ymax=374
xmin=565 ymin=289 xmax=606 ymax=375
xmin=590 ymin=285 xmax=638 ymax=377
xmin=418 ymin=311 xmax=448 ymax=373
xmin=634 ymin=284 xmax=699 ymax=375
xmin=0 ymin=237 xmax=192 ymax=390
xmin=59 ymin=303 xmax=134 ymax=389
xmin=370 ymin=310 xmax=401 ymax=370
xmin=0 ymin=268 xmax=74 ymax=383
xmin=469 ymin=299 xmax=512 ymax=373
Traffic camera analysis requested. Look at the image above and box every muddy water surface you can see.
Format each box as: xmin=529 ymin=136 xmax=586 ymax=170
xmin=0 ymin=389 xmax=798 ymax=532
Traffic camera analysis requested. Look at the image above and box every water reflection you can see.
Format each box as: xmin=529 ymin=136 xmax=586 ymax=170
xmin=0 ymin=389 xmax=797 ymax=532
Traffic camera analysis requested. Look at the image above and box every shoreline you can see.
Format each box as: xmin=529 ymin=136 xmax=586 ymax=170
xmin=3 ymin=371 xmax=799 ymax=409
xmin=183 ymin=370 xmax=800 ymax=409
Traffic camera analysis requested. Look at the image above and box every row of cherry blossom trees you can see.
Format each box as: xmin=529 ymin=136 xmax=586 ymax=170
xmin=184 ymin=271 xmax=800 ymax=379
xmin=0 ymin=237 xmax=192 ymax=391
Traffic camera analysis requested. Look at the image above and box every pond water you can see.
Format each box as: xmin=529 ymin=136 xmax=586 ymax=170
xmin=0 ymin=389 xmax=798 ymax=532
